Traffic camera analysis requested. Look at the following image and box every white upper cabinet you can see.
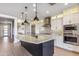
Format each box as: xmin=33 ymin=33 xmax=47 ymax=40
xmin=63 ymin=13 xmax=79 ymax=25
xmin=71 ymin=13 xmax=79 ymax=24
xmin=63 ymin=14 xmax=71 ymax=25
xmin=63 ymin=5 xmax=79 ymax=25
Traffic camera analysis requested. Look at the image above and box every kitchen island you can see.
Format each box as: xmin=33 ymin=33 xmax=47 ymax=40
xmin=17 ymin=34 xmax=54 ymax=56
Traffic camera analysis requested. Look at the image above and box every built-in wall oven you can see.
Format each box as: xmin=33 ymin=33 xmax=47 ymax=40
xmin=64 ymin=24 xmax=79 ymax=45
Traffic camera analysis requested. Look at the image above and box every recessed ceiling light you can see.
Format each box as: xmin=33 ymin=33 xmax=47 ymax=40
xmin=33 ymin=9 xmax=36 ymax=12
xmin=64 ymin=3 xmax=68 ymax=5
xmin=46 ymin=11 xmax=50 ymax=14
xmin=25 ymin=12 xmax=27 ymax=14
xmin=33 ymin=4 xmax=36 ymax=7
xmin=18 ymin=19 xmax=23 ymax=23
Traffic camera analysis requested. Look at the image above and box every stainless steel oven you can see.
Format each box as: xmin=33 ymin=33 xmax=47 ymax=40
xmin=64 ymin=24 xmax=77 ymax=30
xmin=64 ymin=24 xmax=79 ymax=45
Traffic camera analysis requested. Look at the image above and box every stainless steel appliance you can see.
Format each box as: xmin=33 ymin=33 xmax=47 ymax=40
xmin=64 ymin=24 xmax=79 ymax=45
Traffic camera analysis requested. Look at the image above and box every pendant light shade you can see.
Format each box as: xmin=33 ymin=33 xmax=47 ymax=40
xmin=21 ymin=6 xmax=29 ymax=25
xmin=24 ymin=19 xmax=29 ymax=24
xmin=21 ymin=22 xmax=24 ymax=25
xmin=24 ymin=6 xmax=29 ymax=24
xmin=33 ymin=3 xmax=39 ymax=21
xmin=34 ymin=15 xmax=39 ymax=21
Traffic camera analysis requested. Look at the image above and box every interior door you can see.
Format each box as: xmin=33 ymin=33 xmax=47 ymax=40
xmin=3 ymin=24 xmax=10 ymax=37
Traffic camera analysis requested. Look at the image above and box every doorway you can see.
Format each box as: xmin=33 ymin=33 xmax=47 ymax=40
xmin=3 ymin=25 xmax=10 ymax=37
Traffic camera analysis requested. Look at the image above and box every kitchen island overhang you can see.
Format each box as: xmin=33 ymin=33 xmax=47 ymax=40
xmin=17 ymin=35 xmax=54 ymax=56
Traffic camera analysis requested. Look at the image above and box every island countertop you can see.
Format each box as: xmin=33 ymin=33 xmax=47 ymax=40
xmin=17 ymin=34 xmax=55 ymax=44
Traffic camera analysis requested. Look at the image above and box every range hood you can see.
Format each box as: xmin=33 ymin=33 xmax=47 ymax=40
xmin=43 ymin=17 xmax=51 ymax=27
xmin=43 ymin=24 xmax=51 ymax=27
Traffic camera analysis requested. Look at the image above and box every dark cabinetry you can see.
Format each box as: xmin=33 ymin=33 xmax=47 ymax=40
xmin=21 ymin=40 xmax=54 ymax=56
xmin=43 ymin=40 xmax=54 ymax=56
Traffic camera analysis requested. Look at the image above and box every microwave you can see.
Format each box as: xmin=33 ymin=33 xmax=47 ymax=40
xmin=64 ymin=24 xmax=77 ymax=30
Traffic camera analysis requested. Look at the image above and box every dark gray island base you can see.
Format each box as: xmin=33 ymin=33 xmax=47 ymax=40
xmin=20 ymin=40 xmax=54 ymax=56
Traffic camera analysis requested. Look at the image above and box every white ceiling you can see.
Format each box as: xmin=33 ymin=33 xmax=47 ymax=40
xmin=0 ymin=3 xmax=78 ymax=21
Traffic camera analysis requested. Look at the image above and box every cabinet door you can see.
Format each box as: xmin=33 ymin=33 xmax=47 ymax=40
xmin=71 ymin=13 xmax=79 ymax=24
xmin=43 ymin=40 xmax=54 ymax=56
xmin=63 ymin=13 xmax=79 ymax=25
xmin=63 ymin=15 xmax=71 ymax=25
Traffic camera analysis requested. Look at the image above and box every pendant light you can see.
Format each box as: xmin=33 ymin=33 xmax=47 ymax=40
xmin=24 ymin=6 xmax=29 ymax=24
xmin=21 ymin=22 xmax=24 ymax=25
xmin=21 ymin=12 xmax=24 ymax=25
xmin=33 ymin=3 xmax=39 ymax=21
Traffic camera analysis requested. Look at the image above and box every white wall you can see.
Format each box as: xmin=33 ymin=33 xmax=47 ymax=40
xmin=0 ymin=25 xmax=4 ymax=37
xmin=14 ymin=18 xmax=19 ymax=43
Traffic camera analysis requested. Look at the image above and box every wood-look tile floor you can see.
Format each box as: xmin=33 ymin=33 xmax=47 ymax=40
xmin=0 ymin=37 xmax=79 ymax=56
xmin=54 ymin=47 xmax=79 ymax=56
xmin=0 ymin=37 xmax=32 ymax=56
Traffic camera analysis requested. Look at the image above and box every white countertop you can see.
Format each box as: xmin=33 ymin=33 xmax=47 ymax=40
xmin=17 ymin=34 xmax=55 ymax=44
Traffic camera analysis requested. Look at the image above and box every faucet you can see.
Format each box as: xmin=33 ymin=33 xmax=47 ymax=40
xmin=35 ymin=35 xmax=38 ymax=38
